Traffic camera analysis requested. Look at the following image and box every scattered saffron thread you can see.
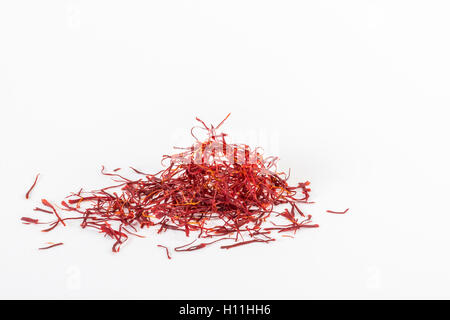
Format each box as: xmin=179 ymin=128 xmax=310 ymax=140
xmin=38 ymin=242 xmax=64 ymax=250
xmin=157 ymin=245 xmax=172 ymax=259
xmin=33 ymin=207 xmax=53 ymax=214
xmin=21 ymin=217 xmax=40 ymax=224
xmin=326 ymin=208 xmax=349 ymax=214
xmin=25 ymin=174 xmax=40 ymax=199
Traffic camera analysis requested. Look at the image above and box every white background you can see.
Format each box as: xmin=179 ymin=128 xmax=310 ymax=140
xmin=1 ymin=1 xmax=450 ymax=299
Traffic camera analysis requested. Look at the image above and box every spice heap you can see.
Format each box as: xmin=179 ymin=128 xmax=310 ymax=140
xmin=23 ymin=115 xmax=319 ymax=256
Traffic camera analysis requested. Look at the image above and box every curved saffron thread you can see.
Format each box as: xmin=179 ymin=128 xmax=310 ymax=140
xmin=25 ymin=174 xmax=40 ymax=199
xmin=326 ymin=208 xmax=349 ymax=214
xmin=38 ymin=242 xmax=64 ymax=250
xmin=157 ymin=245 xmax=172 ymax=259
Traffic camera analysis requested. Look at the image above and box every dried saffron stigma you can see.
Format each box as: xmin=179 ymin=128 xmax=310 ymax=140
xmin=326 ymin=208 xmax=350 ymax=214
xmin=21 ymin=217 xmax=40 ymax=224
xmin=157 ymin=245 xmax=172 ymax=259
xmin=38 ymin=242 xmax=64 ymax=250
xmin=22 ymin=115 xmax=327 ymax=257
xmin=25 ymin=174 xmax=40 ymax=199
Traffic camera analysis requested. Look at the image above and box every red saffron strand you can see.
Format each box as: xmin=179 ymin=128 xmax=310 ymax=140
xmin=34 ymin=207 xmax=53 ymax=214
xmin=326 ymin=208 xmax=349 ymax=214
xmin=130 ymin=167 xmax=150 ymax=175
xmin=21 ymin=217 xmax=39 ymax=224
xmin=38 ymin=242 xmax=64 ymax=250
xmin=25 ymin=174 xmax=40 ymax=199
xmin=157 ymin=245 xmax=172 ymax=259
xmin=216 ymin=113 xmax=231 ymax=129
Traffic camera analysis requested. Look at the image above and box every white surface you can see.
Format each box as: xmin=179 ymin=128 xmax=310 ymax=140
xmin=1 ymin=1 xmax=450 ymax=299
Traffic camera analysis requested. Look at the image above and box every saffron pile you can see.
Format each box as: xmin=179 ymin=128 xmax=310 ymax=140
xmin=22 ymin=115 xmax=320 ymax=255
